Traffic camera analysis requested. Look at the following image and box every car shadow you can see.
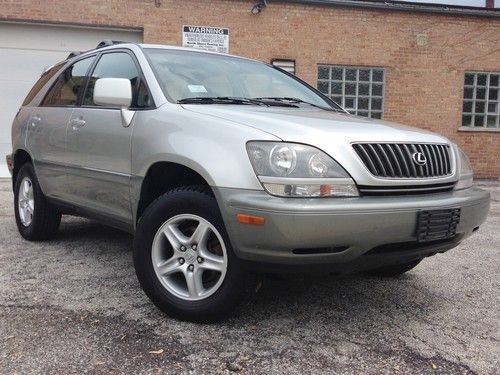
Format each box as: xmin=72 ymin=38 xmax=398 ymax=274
xmin=56 ymin=216 xmax=133 ymax=242
xmin=239 ymin=272 xmax=438 ymax=321
xmin=52 ymin=216 xmax=443 ymax=327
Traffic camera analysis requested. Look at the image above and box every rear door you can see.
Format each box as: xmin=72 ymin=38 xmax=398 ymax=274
xmin=26 ymin=56 xmax=95 ymax=200
xmin=65 ymin=50 xmax=154 ymax=225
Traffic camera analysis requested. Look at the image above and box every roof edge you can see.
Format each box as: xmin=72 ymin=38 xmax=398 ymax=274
xmin=274 ymin=0 xmax=500 ymax=18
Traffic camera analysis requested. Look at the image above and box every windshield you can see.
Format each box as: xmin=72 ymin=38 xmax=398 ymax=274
xmin=144 ymin=48 xmax=338 ymax=109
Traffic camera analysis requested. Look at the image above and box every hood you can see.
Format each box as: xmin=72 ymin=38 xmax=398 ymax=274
xmin=180 ymin=104 xmax=457 ymax=187
xmin=181 ymin=104 xmax=448 ymax=144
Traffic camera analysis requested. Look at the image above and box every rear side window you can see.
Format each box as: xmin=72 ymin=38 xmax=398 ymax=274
xmin=22 ymin=62 xmax=64 ymax=106
xmin=83 ymin=52 xmax=152 ymax=108
xmin=42 ymin=56 xmax=95 ymax=107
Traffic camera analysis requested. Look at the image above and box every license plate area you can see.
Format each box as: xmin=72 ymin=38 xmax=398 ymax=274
xmin=417 ymin=208 xmax=461 ymax=242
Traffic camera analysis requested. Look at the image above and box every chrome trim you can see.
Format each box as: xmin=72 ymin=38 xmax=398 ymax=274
xmin=352 ymin=142 xmax=454 ymax=179
xmin=359 ymin=184 xmax=455 ymax=193
xmin=258 ymin=176 xmax=356 ymax=185
xmin=37 ymin=159 xmax=131 ymax=178
xmin=77 ymin=165 xmax=131 ymax=178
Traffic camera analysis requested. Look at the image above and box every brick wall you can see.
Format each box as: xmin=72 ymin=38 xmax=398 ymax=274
xmin=1 ymin=0 xmax=499 ymax=177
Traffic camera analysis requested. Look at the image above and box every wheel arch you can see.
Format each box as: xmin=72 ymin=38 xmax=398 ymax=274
xmin=134 ymin=161 xmax=215 ymax=224
xmin=12 ymin=148 xmax=33 ymax=189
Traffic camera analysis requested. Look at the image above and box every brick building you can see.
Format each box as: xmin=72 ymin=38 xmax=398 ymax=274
xmin=0 ymin=0 xmax=499 ymax=178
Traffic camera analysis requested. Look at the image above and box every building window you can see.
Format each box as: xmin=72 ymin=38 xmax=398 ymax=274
xmin=317 ymin=65 xmax=385 ymax=119
xmin=462 ymin=72 xmax=499 ymax=129
xmin=272 ymin=59 xmax=295 ymax=75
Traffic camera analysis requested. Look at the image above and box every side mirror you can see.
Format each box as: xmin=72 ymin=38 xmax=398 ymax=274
xmin=93 ymin=78 xmax=135 ymax=127
xmin=94 ymin=78 xmax=132 ymax=107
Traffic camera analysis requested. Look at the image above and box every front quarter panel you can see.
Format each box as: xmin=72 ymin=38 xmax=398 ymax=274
xmin=130 ymin=104 xmax=280 ymax=215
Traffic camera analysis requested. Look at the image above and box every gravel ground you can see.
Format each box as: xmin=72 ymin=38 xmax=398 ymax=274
xmin=0 ymin=180 xmax=499 ymax=374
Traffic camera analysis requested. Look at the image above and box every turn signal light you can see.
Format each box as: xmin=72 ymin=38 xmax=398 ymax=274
xmin=236 ymin=214 xmax=265 ymax=225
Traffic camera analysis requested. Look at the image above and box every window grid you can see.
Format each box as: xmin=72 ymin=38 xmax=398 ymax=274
xmin=317 ymin=65 xmax=385 ymax=119
xmin=462 ymin=72 xmax=500 ymax=129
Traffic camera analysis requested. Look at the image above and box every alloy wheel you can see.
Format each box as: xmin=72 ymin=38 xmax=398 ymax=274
xmin=151 ymin=214 xmax=228 ymax=301
xmin=18 ymin=177 xmax=34 ymax=227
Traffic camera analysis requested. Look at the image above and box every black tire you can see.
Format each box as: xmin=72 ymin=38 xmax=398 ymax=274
xmin=366 ymin=259 xmax=422 ymax=277
xmin=133 ymin=186 xmax=254 ymax=323
xmin=14 ymin=163 xmax=61 ymax=241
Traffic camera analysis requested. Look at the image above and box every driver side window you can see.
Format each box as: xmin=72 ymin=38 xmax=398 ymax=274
xmin=83 ymin=52 xmax=152 ymax=108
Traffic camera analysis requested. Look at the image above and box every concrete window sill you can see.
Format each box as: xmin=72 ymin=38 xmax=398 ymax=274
xmin=458 ymin=127 xmax=500 ymax=133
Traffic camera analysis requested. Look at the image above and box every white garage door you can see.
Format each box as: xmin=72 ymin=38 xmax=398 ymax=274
xmin=0 ymin=22 xmax=143 ymax=177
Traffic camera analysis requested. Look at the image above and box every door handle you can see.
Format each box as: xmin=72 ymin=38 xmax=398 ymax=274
xmin=30 ymin=115 xmax=41 ymax=128
xmin=70 ymin=117 xmax=86 ymax=130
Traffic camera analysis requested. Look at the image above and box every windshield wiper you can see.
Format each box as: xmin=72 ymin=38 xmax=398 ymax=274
xmin=178 ymin=97 xmax=269 ymax=106
xmin=252 ymin=97 xmax=344 ymax=112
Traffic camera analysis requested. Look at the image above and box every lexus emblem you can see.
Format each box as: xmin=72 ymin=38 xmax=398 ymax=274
xmin=412 ymin=152 xmax=427 ymax=166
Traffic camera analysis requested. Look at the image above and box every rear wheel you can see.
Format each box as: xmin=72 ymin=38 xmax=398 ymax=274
xmin=366 ymin=259 xmax=422 ymax=277
xmin=133 ymin=187 xmax=253 ymax=322
xmin=14 ymin=163 xmax=61 ymax=240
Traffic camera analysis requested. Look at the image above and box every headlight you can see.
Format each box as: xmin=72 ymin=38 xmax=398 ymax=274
xmin=247 ymin=141 xmax=359 ymax=197
xmin=269 ymin=145 xmax=297 ymax=176
xmin=454 ymin=146 xmax=473 ymax=190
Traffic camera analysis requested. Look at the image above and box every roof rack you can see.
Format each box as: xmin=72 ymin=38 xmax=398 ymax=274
xmin=66 ymin=51 xmax=83 ymax=59
xmin=96 ymin=40 xmax=126 ymax=49
xmin=65 ymin=40 xmax=129 ymax=61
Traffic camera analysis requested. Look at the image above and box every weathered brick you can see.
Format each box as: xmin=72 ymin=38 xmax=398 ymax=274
xmin=0 ymin=0 xmax=498 ymax=177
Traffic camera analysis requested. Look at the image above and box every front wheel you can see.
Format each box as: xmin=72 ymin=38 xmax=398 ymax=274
xmin=133 ymin=187 xmax=253 ymax=323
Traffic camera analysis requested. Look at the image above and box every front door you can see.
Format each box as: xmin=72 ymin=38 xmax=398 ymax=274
xmin=65 ymin=51 xmax=151 ymax=225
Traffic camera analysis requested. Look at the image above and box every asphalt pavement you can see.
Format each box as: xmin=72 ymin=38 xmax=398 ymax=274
xmin=0 ymin=180 xmax=499 ymax=374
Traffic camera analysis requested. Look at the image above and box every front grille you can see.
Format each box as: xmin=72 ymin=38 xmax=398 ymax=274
xmin=358 ymin=182 xmax=456 ymax=196
xmin=353 ymin=143 xmax=452 ymax=178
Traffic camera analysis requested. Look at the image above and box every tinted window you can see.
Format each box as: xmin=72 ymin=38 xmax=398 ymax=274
xmin=42 ymin=57 xmax=94 ymax=106
xmin=22 ymin=62 xmax=64 ymax=106
xmin=83 ymin=52 xmax=151 ymax=108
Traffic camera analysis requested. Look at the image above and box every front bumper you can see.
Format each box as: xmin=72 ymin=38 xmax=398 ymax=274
xmin=214 ymin=186 xmax=490 ymax=273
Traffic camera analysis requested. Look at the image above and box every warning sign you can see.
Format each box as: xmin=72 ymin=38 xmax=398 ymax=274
xmin=182 ymin=25 xmax=229 ymax=54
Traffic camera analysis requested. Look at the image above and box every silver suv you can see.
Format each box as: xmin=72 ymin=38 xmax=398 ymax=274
xmin=7 ymin=42 xmax=490 ymax=322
